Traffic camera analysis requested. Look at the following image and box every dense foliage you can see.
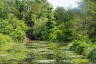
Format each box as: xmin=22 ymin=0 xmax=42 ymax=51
xmin=0 ymin=14 xmax=28 ymax=41
xmin=69 ymin=36 xmax=96 ymax=63
xmin=0 ymin=0 xmax=96 ymax=63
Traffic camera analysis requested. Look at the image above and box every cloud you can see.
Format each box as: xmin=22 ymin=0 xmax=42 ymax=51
xmin=48 ymin=0 xmax=81 ymax=9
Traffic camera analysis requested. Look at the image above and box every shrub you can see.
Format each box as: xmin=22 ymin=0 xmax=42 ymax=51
xmin=0 ymin=34 xmax=14 ymax=52
xmin=0 ymin=14 xmax=28 ymax=41
xmin=0 ymin=7 xmax=8 ymax=19
xmin=0 ymin=34 xmax=29 ymax=64
xmin=69 ymin=36 xmax=96 ymax=62
xmin=49 ymin=29 xmax=64 ymax=41
xmin=69 ymin=36 xmax=92 ymax=55
xmin=88 ymin=47 xmax=96 ymax=63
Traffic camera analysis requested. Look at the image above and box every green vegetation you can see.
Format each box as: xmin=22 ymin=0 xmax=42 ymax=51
xmin=0 ymin=14 xmax=28 ymax=41
xmin=26 ymin=41 xmax=89 ymax=64
xmin=0 ymin=0 xmax=96 ymax=64
xmin=69 ymin=36 xmax=96 ymax=63
xmin=0 ymin=34 xmax=29 ymax=64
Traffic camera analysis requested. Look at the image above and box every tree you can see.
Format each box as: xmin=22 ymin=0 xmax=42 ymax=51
xmin=80 ymin=0 xmax=96 ymax=42
xmin=50 ymin=7 xmax=74 ymax=42
xmin=26 ymin=0 xmax=55 ymax=40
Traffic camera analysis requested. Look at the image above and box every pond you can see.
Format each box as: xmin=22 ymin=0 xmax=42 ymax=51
xmin=23 ymin=41 xmax=90 ymax=64
xmin=0 ymin=41 xmax=91 ymax=64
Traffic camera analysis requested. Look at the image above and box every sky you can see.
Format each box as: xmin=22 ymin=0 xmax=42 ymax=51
xmin=47 ymin=0 xmax=81 ymax=9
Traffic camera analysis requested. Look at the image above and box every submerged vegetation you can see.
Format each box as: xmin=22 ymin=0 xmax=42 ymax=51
xmin=0 ymin=0 xmax=96 ymax=64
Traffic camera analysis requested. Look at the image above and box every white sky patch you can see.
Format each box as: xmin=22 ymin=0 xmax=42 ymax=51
xmin=48 ymin=0 xmax=81 ymax=9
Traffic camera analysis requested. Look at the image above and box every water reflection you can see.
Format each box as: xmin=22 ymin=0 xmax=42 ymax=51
xmin=23 ymin=42 xmax=90 ymax=64
xmin=0 ymin=42 xmax=90 ymax=64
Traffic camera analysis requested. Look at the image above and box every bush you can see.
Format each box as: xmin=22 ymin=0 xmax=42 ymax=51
xmin=69 ymin=36 xmax=96 ymax=62
xmin=69 ymin=36 xmax=92 ymax=55
xmin=49 ymin=25 xmax=73 ymax=42
xmin=0 ymin=34 xmax=14 ymax=52
xmin=0 ymin=7 xmax=8 ymax=19
xmin=33 ymin=18 xmax=53 ymax=40
xmin=49 ymin=29 xmax=63 ymax=41
xmin=88 ymin=47 xmax=96 ymax=63
xmin=0 ymin=14 xmax=28 ymax=41
xmin=0 ymin=34 xmax=29 ymax=64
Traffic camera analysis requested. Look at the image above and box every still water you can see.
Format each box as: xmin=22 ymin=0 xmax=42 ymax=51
xmin=23 ymin=41 xmax=89 ymax=64
xmin=0 ymin=41 xmax=90 ymax=64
